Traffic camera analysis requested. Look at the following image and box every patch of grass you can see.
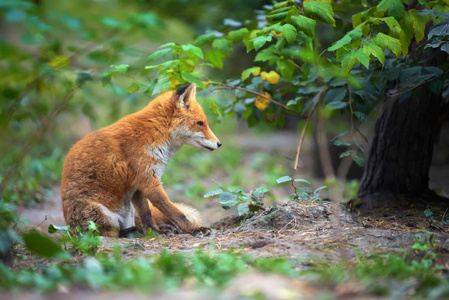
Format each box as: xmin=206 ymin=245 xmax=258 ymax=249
xmin=307 ymin=252 xmax=449 ymax=298
xmin=0 ymin=246 xmax=297 ymax=294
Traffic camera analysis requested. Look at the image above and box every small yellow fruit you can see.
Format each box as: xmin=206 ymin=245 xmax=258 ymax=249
xmin=260 ymin=70 xmax=280 ymax=84
xmin=255 ymin=92 xmax=271 ymax=111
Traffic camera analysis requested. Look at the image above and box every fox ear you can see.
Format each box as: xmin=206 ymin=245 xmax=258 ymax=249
xmin=175 ymin=83 xmax=196 ymax=109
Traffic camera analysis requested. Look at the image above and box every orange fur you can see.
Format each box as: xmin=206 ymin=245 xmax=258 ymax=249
xmin=61 ymin=83 xmax=220 ymax=236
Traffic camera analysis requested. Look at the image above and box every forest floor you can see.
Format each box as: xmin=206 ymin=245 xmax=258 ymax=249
xmin=9 ymin=196 xmax=449 ymax=300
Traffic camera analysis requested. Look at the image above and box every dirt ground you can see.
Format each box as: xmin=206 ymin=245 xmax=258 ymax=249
xmin=8 ymin=196 xmax=449 ymax=300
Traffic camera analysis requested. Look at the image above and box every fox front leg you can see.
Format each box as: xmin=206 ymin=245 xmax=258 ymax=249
xmin=131 ymin=190 xmax=177 ymax=236
xmin=142 ymin=180 xmax=197 ymax=235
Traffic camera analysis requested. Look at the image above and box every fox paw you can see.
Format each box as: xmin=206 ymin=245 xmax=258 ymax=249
xmin=119 ymin=226 xmax=145 ymax=238
xmin=158 ymin=224 xmax=179 ymax=236
xmin=193 ymin=227 xmax=212 ymax=237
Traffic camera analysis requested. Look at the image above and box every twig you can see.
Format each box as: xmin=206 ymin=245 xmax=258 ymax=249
xmin=348 ymin=84 xmax=354 ymax=133
xmin=294 ymin=87 xmax=329 ymax=170
xmin=208 ymin=81 xmax=304 ymax=116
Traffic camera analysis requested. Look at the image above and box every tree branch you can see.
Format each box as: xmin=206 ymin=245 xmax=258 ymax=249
xmin=208 ymin=81 xmax=304 ymax=116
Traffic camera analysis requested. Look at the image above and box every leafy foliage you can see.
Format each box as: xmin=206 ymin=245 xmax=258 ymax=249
xmin=49 ymin=222 xmax=103 ymax=256
xmin=0 ymin=202 xmax=21 ymax=262
xmin=276 ymin=176 xmax=326 ymax=201
xmin=310 ymin=250 xmax=448 ymax=298
xmin=0 ymin=245 xmax=297 ymax=293
xmin=133 ymin=0 xmax=449 ymax=168
xmin=204 ymin=185 xmax=269 ymax=216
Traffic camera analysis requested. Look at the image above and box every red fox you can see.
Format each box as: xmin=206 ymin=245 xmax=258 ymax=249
xmin=61 ymin=83 xmax=221 ymax=237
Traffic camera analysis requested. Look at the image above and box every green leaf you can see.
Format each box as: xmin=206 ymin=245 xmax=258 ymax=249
xmin=340 ymin=151 xmax=351 ymax=158
xmin=160 ymin=42 xmax=176 ymax=48
xmin=399 ymin=13 xmax=414 ymax=56
xmin=126 ymin=82 xmax=140 ymax=93
xmin=374 ymin=33 xmax=401 ymax=58
xmin=152 ymin=78 xmax=171 ymax=95
xmin=241 ymin=66 xmax=261 ymax=81
xmin=255 ymin=48 xmax=278 ymax=64
xmin=282 ymin=24 xmax=297 ymax=44
xmin=354 ymin=111 xmax=368 ymax=122
xmin=110 ymin=64 xmax=129 ymax=73
xmin=275 ymin=36 xmax=287 ymax=51
xmin=48 ymin=224 xmax=70 ymax=234
xmin=291 ymin=15 xmax=316 ymax=38
xmin=303 ymin=1 xmax=336 ymax=27
xmin=351 ymin=152 xmax=365 ymax=167
xmin=362 ymin=40 xmax=385 ymax=66
xmin=204 ymin=188 xmax=223 ymax=198
xmin=408 ymin=9 xmax=428 ymax=43
xmin=327 ymin=101 xmax=348 ymax=110
xmin=219 ymin=192 xmax=238 ymax=209
xmin=334 ymin=140 xmax=351 ymax=147
xmin=276 ymin=175 xmax=293 ymax=184
xmin=212 ymin=38 xmax=232 ymax=56
xmin=328 ymin=28 xmax=361 ymax=52
xmin=194 ymin=33 xmax=216 ymax=47
xmin=354 ymin=48 xmax=370 ymax=68
xmin=181 ymin=72 xmax=204 ymax=88
xmin=294 ymin=178 xmax=311 ymax=184
xmin=228 ymin=28 xmax=249 ymax=44
xmin=147 ymin=48 xmax=172 ymax=62
xmin=377 ymin=0 xmax=404 ymax=19
xmin=252 ymin=35 xmax=272 ymax=51
xmin=206 ymin=49 xmax=225 ymax=69
xmin=324 ymin=88 xmax=347 ymax=104
xmin=276 ymin=60 xmax=295 ymax=81
xmin=328 ymin=35 xmax=352 ymax=51
xmin=23 ymin=230 xmax=63 ymax=258
xmin=237 ymin=203 xmax=250 ymax=216
xmin=340 ymin=51 xmax=357 ymax=73
xmin=332 ymin=131 xmax=349 ymax=141
xmin=181 ymin=44 xmax=204 ymax=59
xmin=381 ymin=17 xmax=402 ymax=36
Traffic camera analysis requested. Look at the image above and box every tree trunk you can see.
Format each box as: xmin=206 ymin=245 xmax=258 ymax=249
xmin=357 ymin=86 xmax=444 ymax=208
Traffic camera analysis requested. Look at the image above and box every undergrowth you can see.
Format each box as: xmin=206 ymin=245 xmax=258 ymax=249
xmin=1 ymin=223 xmax=448 ymax=298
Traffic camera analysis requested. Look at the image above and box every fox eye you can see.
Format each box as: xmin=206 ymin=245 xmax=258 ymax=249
xmin=197 ymin=121 xmax=204 ymax=127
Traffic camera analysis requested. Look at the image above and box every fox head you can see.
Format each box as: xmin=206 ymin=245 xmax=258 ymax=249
xmin=168 ymin=83 xmax=221 ymax=152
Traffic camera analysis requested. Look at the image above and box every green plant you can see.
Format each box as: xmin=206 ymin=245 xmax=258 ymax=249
xmin=412 ymin=235 xmax=438 ymax=261
xmin=0 ymin=246 xmax=297 ymax=294
xmin=309 ymin=251 xmax=448 ymax=298
xmin=204 ymin=184 xmax=269 ymax=216
xmin=424 ymin=208 xmax=435 ymax=223
xmin=0 ymin=202 xmax=21 ymax=263
xmin=276 ymin=176 xmax=326 ymax=201
xmin=48 ymin=222 xmax=103 ymax=256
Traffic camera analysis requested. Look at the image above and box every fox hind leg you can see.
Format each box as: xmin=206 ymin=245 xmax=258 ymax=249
xmin=66 ymin=200 xmax=121 ymax=237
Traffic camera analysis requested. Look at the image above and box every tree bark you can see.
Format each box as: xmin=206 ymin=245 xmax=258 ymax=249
xmin=357 ymin=86 xmax=444 ymax=208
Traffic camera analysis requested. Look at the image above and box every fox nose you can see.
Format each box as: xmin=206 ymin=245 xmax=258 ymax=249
xmin=217 ymin=142 xmax=222 ymax=148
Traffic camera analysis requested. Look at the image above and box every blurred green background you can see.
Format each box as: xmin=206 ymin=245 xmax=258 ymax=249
xmin=1 ymin=0 xmax=313 ymax=215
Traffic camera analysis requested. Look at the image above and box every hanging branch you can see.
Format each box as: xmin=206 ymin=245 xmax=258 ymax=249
xmin=207 ymin=81 xmax=305 ymax=116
